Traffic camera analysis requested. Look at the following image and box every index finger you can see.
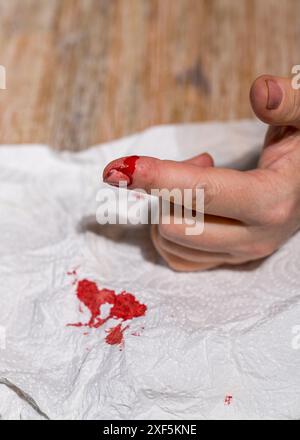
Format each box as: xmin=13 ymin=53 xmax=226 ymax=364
xmin=103 ymin=155 xmax=269 ymax=223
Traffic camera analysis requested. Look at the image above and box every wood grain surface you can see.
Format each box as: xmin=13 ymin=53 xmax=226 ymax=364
xmin=0 ymin=0 xmax=299 ymax=150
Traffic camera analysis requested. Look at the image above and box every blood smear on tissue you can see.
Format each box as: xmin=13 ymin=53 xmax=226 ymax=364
xmin=224 ymin=395 xmax=233 ymax=405
xmin=67 ymin=274 xmax=147 ymax=347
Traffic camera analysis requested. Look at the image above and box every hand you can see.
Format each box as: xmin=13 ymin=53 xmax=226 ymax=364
xmin=103 ymin=74 xmax=300 ymax=271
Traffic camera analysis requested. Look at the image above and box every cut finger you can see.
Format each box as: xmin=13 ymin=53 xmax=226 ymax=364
xmin=103 ymin=155 xmax=270 ymax=222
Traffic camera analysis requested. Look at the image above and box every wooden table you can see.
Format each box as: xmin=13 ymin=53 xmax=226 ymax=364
xmin=0 ymin=0 xmax=299 ymax=151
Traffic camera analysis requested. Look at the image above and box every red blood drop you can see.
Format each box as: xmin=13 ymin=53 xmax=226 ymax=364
xmin=108 ymin=155 xmax=139 ymax=186
xmin=122 ymin=155 xmax=139 ymax=184
xmin=224 ymin=395 xmax=233 ymax=405
xmin=105 ymin=324 xmax=129 ymax=346
xmin=110 ymin=292 xmax=147 ymax=321
xmin=67 ymin=277 xmax=147 ymax=346
xmin=76 ymin=279 xmax=116 ymax=327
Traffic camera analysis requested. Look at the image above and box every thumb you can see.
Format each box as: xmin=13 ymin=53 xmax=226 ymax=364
xmin=250 ymin=74 xmax=300 ymax=128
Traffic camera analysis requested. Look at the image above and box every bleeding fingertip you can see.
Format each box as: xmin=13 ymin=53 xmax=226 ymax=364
xmin=103 ymin=169 xmax=130 ymax=187
xmin=103 ymin=155 xmax=140 ymax=187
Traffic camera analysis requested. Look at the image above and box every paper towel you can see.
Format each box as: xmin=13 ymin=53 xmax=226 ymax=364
xmin=0 ymin=120 xmax=300 ymax=420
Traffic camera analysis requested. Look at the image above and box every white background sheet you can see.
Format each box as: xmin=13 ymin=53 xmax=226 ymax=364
xmin=0 ymin=120 xmax=300 ymax=420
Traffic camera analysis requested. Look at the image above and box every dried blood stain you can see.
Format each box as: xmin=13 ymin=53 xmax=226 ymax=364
xmin=105 ymin=324 xmax=129 ymax=346
xmin=224 ymin=395 xmax=233 ymax=405
xmin=68 ymin=278 xmax=147 ymax=347
xmin=110 ymin=292 xmax=147 ymax=320
xmin=105 ymin=155 xmax=139 ymax=186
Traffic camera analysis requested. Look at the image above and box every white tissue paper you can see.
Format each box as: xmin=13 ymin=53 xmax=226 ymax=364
xmin=1 ymin=120 xmax=300 ymax=420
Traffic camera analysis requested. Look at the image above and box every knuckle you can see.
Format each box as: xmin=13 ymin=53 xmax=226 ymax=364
xmin=198 ymin=177 xmax=223 ymax=209
xmin=251 ymin=172 xmax=296 ymax=226
xmin=245 ymin=241 xmax=276 ymax=259
xmin=260 ymin=199 xmax=295 ymax=226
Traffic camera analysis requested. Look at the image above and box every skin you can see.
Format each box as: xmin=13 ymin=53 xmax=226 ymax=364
xmin=103 ymin=74 xmax=300 ymax=272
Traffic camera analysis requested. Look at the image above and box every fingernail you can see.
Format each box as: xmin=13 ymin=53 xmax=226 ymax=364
xmin=266 ymin=79 xmax=283 ymax=110
xmin=103 ymin=169 xmax=130 ymax=187
xmin=103 ymin=155 xmax=140 ymax=187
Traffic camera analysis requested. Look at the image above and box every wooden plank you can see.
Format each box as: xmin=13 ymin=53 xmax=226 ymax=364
xmin=0 ymin=0 xmax=299 ymax=150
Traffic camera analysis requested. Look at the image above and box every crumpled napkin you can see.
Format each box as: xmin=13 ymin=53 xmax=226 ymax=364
xmin=1 ymin=120 xmax=300 ymax=420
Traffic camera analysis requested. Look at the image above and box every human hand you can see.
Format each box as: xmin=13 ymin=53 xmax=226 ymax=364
xmin=103 ymin=75 xmax=300 ymax=271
